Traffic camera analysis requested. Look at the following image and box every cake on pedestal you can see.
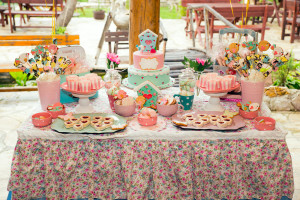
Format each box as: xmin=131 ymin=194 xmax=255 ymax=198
xmin=123 ymin=29 xmax=175 ymax=89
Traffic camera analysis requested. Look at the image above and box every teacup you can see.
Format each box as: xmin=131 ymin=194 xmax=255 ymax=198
xmin=157 ymin=102 xmax=183 ymax=117
xmin=173 ymin=94 xmax=194 ymax=110
xmin=114 ymin=101 xmax=136 ymax=117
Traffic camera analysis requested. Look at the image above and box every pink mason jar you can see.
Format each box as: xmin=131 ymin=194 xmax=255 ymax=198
xmin=37 ymin=77 xmax=61 ymax=110
xmin=241 ymin=79 xmax=265 ymax=105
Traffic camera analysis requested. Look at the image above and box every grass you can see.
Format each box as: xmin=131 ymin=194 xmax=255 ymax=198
xmin=75 ymin=6 xmax=183 ymax=19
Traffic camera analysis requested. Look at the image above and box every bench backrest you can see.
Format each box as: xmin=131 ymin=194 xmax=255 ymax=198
xmin=213 ymin=5 xmax=274 ymax=18
xmin=0 ymin=35 xmax=80 ymax=46
xmin=2 ymin=0 xmax=63 ymax=4
xmin=182 ymin=0 xmax=239 ymax=7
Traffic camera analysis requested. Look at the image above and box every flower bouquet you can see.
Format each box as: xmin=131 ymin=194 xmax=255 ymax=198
xmin=181 ymin=56 xmax=213 ymax=95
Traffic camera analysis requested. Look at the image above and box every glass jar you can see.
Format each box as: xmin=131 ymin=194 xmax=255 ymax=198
xmin=178 ymin=68 xmax=196 ymax=96
xmin=103 ymin=69 xmax=122 ymax=111
xmin=103 ymin=69 xmax=122 ymax=91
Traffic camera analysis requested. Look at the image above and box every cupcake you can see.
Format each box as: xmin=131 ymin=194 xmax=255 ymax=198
xmin=138 ymin=108 xmax=157 ymax=126
xmin=66 ymin=75 xmax=79 ymax=91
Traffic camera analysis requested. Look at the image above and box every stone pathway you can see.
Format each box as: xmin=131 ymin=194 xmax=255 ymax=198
xmin=0 ymin=91 xmax=299 ymax=199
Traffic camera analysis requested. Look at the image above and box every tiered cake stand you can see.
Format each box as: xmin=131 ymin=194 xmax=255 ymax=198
xmin=61 ymin=82 xmax=104 ymax=113
xmin=197 ymin=82 xmax=240 ymax=112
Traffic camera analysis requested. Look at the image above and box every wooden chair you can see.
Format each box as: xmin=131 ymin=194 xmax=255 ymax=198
xmin=281 ymin=0 xmax=300 ymax=43
xmin=0 ymin=5 xmax=8 ymax=27
xmin=105 ymin=30 xmax=129 ymax=54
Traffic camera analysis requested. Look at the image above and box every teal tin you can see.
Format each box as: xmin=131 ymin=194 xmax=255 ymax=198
xmin=173 ymin=94 xmax=194 ymax=110
xmin=60 ymin=72 xmax=98 ymax=104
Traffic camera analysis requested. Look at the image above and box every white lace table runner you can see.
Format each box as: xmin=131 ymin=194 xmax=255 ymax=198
xmin=17 ymin=87 xmax=286 ymax=141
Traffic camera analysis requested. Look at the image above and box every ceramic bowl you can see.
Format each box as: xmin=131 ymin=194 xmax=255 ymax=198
xmin=114 ymin=102 xmax=136 ymax=117
xmin=32 ymin=112 xmax=52 ymax=127
xmin=138 ymin=115 xmax=157 ymax=126
xmin=47 ymin=106 xmax=66 ymax=119
xmin=157 ymin=103 xmax=178 ymax=117
xmin=254 ymin=117 xmax=276 ymax=131
xmin=239 ymin=109 xmax=259 ymax=119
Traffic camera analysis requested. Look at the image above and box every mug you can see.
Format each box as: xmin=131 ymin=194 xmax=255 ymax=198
xmin=173 ymin=94 xmax=194 ymax=110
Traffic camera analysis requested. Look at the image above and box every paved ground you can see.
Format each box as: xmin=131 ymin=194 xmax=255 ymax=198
xmin=0 ymin=16 xmax=299 ymax=199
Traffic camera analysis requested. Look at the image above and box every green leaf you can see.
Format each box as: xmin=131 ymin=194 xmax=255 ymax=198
xmin=9 ymin=72 xmax=17 ymax=80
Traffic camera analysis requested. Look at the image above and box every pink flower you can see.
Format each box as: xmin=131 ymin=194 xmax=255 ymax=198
xmin=196 ymin=58 xmax=206 ymax=65
xmin=117 ymin=90 xmax=127 ymax=99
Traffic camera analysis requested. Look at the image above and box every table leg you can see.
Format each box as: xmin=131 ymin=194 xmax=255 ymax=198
xmin=0 ymin=11 xmax=4 ymax=27
xmin=271 ymin=0 xmax=281 ymax=26
xmin=189 ymin=8 xmax=195 ymax=47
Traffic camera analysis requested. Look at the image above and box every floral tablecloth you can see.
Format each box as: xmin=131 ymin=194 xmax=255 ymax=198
xmin=8 ymin=88 xmax=294 ymax=200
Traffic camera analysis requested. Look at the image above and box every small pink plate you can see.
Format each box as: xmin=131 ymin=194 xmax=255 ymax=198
xmin=172 ymin=111 xmax=245 ymax=130
xmin=32 ymin=112 xmax=52 ymax=127
xmin=254 ymin=117 xmax=276 ymax=131
xmin=61 ymin=82 xmax=98 ymax=95
xmin=198 ymin=82 xmax=240 ymax=94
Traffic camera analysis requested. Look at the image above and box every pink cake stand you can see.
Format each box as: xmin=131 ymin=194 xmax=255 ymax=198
xmin=61 ymin=82 xmax=104 ymax=113
xmin=198 ymin=82 xmax=240 ymax=112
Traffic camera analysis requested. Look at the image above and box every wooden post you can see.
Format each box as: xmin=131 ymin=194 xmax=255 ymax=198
xmin=129 ymin=0 xmax=160 ymax=65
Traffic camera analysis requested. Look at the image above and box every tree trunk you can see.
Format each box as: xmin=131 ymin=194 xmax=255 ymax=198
xmin=129 ymin=0 xmax=160 ymax=65
xmin=56 ymin=0 xmax=77 ymax=28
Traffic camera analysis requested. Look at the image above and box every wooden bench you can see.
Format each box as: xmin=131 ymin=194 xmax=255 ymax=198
xmin=0 ymin=34 xmax=80 ymax=92
xmin=3 ymin=0 xmax=62 ymax=33
xmin=196 ymin=5 xmax=274 ymax=44
xmin=0 ymin=34 xmax=79 ymax=47
xmin=183 ymin=0 xmax=239 ymax=38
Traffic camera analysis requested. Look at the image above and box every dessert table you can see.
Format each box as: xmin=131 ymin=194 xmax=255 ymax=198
xmin=7 ymin=87 xmax=294 ymax=200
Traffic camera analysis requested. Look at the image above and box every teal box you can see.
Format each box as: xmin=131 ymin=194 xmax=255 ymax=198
xmin=60 ymin=72 xmax=98 ymax=104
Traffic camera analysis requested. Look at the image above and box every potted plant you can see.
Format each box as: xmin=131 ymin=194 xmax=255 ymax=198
xmin=93 ymin=0 xmax=105 ymax=20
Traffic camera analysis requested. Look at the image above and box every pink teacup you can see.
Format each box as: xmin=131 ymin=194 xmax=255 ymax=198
xmin=157 ymin=102 xmax=183 ymax=117
xmin=114 ymin=102 xmax=136 ymax=117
